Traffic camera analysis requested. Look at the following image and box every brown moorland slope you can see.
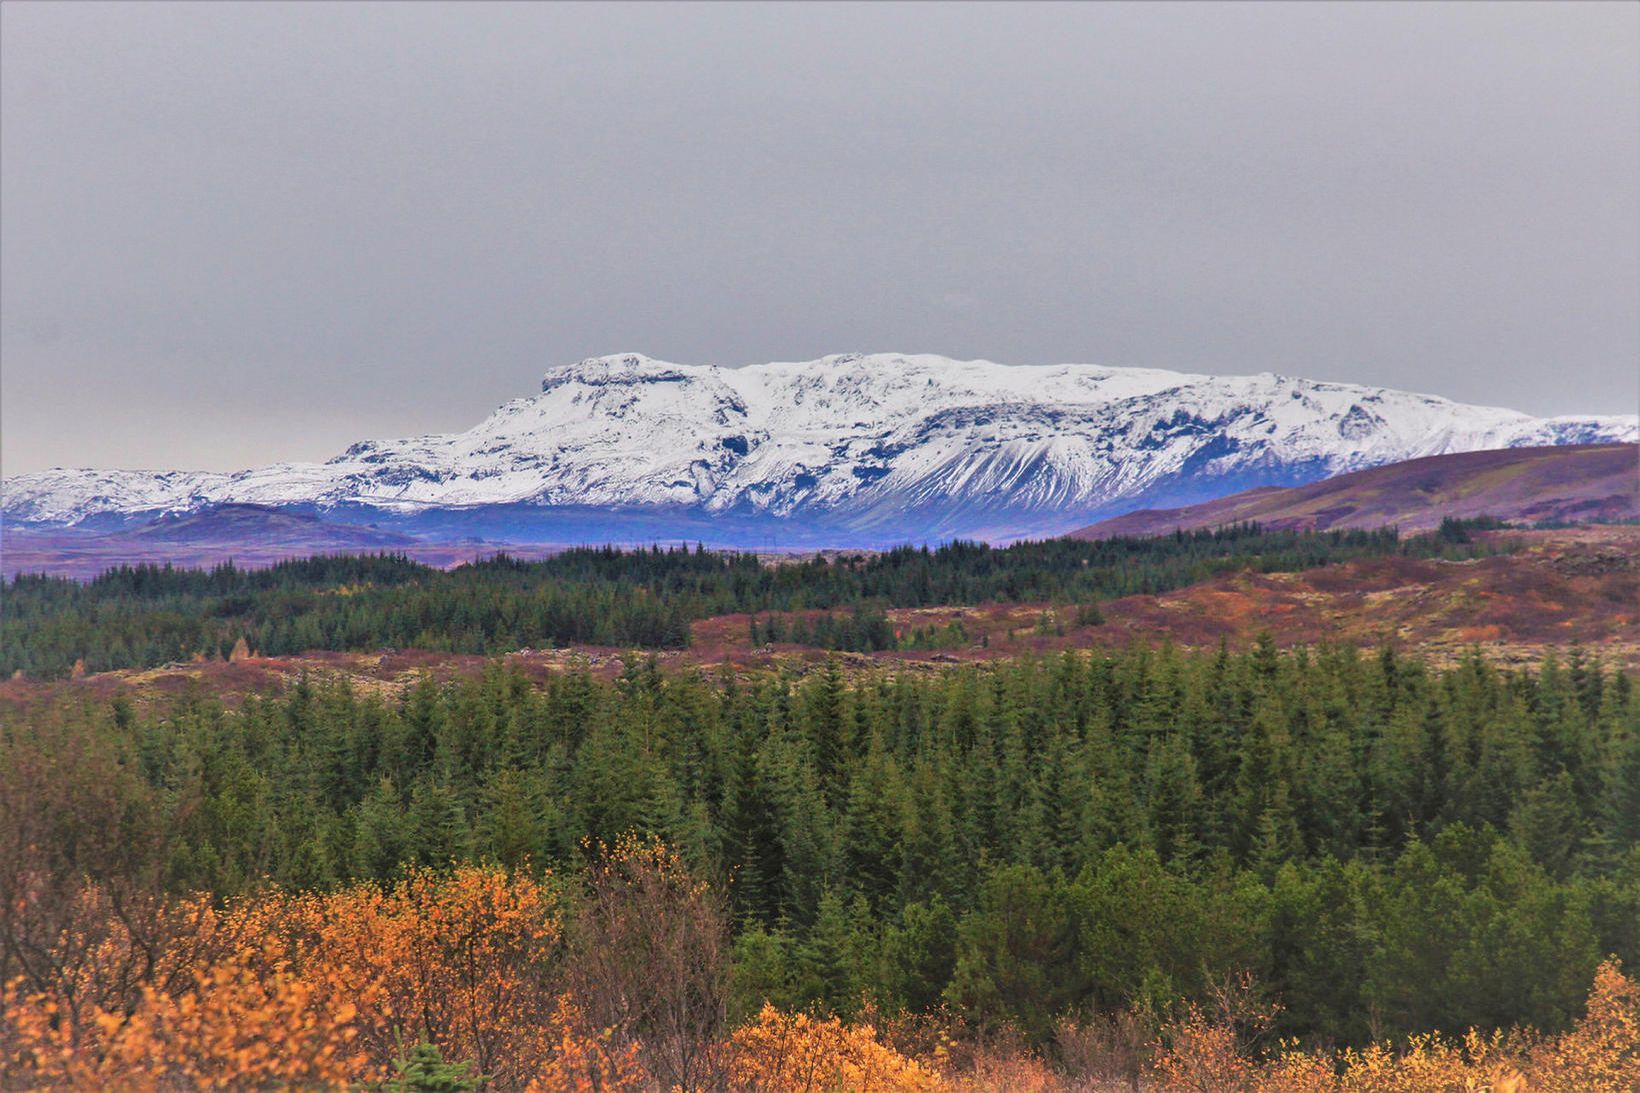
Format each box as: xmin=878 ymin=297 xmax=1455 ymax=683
xmin=1072 ymin=443 xmax=1638 ymax=539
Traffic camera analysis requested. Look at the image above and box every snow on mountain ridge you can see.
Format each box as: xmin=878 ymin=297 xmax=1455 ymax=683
xmin=4 ymin=353 xmax=1635 ymax=539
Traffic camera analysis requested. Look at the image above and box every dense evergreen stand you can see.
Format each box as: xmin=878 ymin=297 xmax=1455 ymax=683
xmin=5 ymin=639 xmax=1633 ymax=1045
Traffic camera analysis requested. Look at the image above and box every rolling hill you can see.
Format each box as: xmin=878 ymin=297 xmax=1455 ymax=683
xmin=1071 ymin=443 xmax=1639 ymax=539
xmin=125 ymin=503 xmax=416 ymax=546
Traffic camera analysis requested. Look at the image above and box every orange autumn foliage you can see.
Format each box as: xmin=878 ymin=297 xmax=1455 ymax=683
xmin=1145 ymin=958 xmax=1640 ymax=1093
xmin=3 ymin=858 xmax=1635 ymax=1093
xmin=0 ymin=882 xmax=369 ymax=1090
xmin=1324 ymin=1029 xmax=1527 ymax=1093
xmin=948 ymin=1048 xmax=1065 ymax=1093
xmin=1520 ymin=959 xmax=1640 ymax=1093
xmin=3 ymin=864 xmax=562 ymax=1090
xmin=230 ymin=863 xmax=562 ymax=1086
xmin=523 ymin=995 xmax=648 ymax=1093
xmin=731 ymin=1003 xmax=949 ymax=1093
xmin=4 ymin=937 xmax=368 ymax=1090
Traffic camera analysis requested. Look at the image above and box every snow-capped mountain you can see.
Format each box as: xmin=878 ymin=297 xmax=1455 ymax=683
xmin=5 ymin=353 xmax=1636 ymax=544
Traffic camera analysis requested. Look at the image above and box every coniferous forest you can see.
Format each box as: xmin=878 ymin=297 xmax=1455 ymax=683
xmin=4 ymin=580 xmax=1638 ymax=1089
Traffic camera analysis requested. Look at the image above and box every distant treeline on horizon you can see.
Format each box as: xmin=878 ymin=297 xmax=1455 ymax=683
xmin=1 ymin=520 xmax=1505 ymax=679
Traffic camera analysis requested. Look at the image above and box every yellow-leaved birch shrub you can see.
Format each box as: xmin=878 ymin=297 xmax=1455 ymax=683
xmin=731 ymin=1003 xmax=949 ymax=1093
xmin=1142 ymin=959 xmax=1637 ymax=1093
xmin=3 ymin=865 xmax=561 ymax=1090
xmin=1522 ymin=958 xmax=1640 ymax=1093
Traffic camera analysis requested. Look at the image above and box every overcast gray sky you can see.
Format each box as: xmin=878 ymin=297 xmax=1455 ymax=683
xmin=3 ymin=1 xmax=1637 ymax=475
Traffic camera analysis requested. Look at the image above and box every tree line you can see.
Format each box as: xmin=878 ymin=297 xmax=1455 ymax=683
xmin=2 ymin=521 xmax=1502 ymax=678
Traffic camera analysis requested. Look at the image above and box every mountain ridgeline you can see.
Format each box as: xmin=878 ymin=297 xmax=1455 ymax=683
xmin=5 ymin=354 xmax=1634 ymax=546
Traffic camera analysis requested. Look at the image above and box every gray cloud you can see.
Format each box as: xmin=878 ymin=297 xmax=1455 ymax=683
xmin=3 ymin=1 xmax=1636 ymax=474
